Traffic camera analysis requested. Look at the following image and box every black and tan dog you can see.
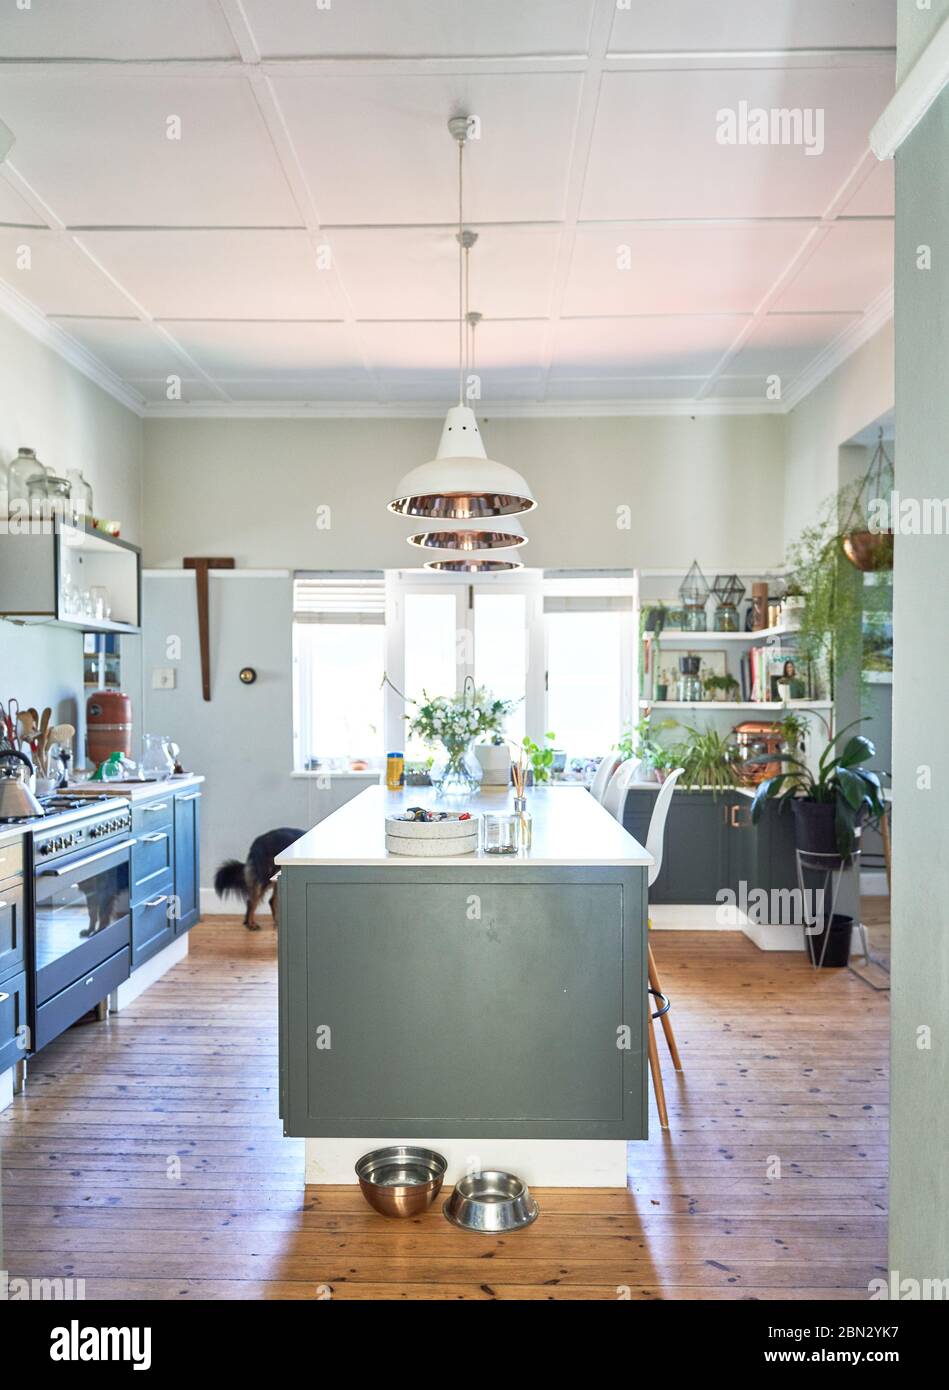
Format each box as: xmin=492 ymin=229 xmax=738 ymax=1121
xmin=214 ymin=827 xmax=304 ymax=929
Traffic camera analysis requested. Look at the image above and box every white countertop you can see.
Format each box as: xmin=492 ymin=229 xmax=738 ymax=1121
xmin=276 ymin=784 xmax=653 ymax=868
xmin=64 ymin=773 xmax=205 ymax=800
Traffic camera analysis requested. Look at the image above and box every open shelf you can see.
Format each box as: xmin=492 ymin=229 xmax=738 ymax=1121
xmin=648 ymin=624 xmax=797 ymax=644
xmin=640 ymin=699 xmax=833 ymax=711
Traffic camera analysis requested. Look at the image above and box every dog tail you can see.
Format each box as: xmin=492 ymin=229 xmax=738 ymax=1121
xmin=214 ymin=858 xmax=247 ymax=902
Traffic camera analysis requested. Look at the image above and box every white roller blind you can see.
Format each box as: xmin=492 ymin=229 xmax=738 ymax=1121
xmin=293 ymin=574 xmax=385 ymax=624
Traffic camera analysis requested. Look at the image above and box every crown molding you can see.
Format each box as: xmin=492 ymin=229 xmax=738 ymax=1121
xmin=871 ymin=12 xmax=949 ymax=159
xmin=0 ymin=281 xmax=146 ymax=416
xmin=140 ymin=397 xmax=783 ymax=420
xmin=781 ymin=286 xmax=894 ymax=413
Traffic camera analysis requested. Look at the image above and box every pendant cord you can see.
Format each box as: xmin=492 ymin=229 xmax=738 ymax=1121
xmin=457 ymin=136 xmax=464 ymax=406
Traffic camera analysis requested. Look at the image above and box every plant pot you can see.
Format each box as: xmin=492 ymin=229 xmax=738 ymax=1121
xmin=805 ymin=914 xmax=853 ymax=968
xmin=842 ymin=530 xmax=894 ymax=572
xmin=791 ymin=800 xmax=837 ymax=857
xmin=474 ymin=742 xmax=511 ymax=787
xmin=780 ymin=595 xmax=806 ymax=630
xmin=655 ymin=684 xmax=668 ymax=701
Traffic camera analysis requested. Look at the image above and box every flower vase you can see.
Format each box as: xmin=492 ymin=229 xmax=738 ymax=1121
xmin=430 ymin=740 xmax=483 ymax=796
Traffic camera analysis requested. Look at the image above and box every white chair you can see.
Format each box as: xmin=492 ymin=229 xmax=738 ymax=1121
xmin=601 ymin=756 xmax=641 ymax=821
xmin=590 ymin=753 xmax=621 ymax=805
xmin=642 ymin=768 xmax=685 ymax=1128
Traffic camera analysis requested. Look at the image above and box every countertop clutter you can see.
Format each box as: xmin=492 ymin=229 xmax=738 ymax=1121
xmin=277 ymin=784 xmax=654 ymax=868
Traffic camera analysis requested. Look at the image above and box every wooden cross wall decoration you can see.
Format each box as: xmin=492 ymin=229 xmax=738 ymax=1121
xmin=183 ymin=557 xmax=235 ymax=701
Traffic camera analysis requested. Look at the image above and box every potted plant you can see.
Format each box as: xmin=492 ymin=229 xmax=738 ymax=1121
xmin=408 ymin=684 xmax=517 ymax=795
xmin=475 ymin=731 xmax=512 ymax=787
xmin=780 ymin=583 xmax=806 ymax=631
xmin=672 ymin=724 xmax=739 ymax=792
xmin=522 ymin=732 xmax=557 ymax=784
xmin=702 ymin=672 xmax=740 ymax=703
xmin=749 ymin=720 xmax=885 ymax=859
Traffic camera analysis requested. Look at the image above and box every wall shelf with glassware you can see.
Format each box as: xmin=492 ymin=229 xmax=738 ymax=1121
xmin=0 ymin=518 xmax=140 ymax=634
xmin=640 ymin=699 xmax=833 ymax=711
xmin=650 ymin=624 xmax=797 ymax=644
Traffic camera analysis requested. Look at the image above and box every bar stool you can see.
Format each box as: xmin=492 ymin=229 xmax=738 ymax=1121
xmin=601 ymin=757 xmax=642 ymax=820
xmin=590 ymin=753 xmax=622 ymax=805
xmin=643 ymin=770 xmax=685 ymax=1128
xmin=608 ymin=764 xmax=684 ymax=1129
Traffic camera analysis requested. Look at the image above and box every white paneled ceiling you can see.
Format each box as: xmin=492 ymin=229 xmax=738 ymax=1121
xmin=0 ymin=0 xmax=896 ymax=416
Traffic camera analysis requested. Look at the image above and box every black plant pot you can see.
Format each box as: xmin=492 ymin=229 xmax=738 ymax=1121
xmin=806 ymin=914 xmax=853 ymax=968
xmin=791 ymin=801 xmax=837 ymax=856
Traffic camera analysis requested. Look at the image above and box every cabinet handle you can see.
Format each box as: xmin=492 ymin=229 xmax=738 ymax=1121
xmin=144 ymin=895 xmax=168 ymax=908
xmin=143 ymin=803 xmax=169 ymax=812
xmin=141 ymin=832 xmax=168 ymax=843
xmin=177 ymin=792 xmax=202 ymax=802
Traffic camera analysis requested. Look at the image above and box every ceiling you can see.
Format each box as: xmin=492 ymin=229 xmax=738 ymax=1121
xmin=0 ymin=0 xmax=896 ymax=417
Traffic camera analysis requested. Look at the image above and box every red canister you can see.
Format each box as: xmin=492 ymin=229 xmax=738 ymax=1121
xmin=86 ymin=690 xmax=133 ymax=766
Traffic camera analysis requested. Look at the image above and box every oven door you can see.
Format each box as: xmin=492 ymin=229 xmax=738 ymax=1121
xmin=33 ymin=838 xmax=133 ymax=1003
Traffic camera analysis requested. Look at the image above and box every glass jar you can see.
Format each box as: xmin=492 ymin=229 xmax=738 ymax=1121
xmin=8 ymin=447 xmax=48 ymax=507
xmin=66 ymin=468 xmax=94 ymax=524
xmin=28 ymin=473 xmax=71 ymax=521
xmin=141 ymin=734 xmax=175 ymax=780
xmin=683 ymin=601 xmax=708 ymax=632
xmin=677 ymin=655 xmax=703 ymax=702
xmin=715 ymin=601 xmax=740 ymax=632
xmin=482 ymin=813 xmax=519 ymax=855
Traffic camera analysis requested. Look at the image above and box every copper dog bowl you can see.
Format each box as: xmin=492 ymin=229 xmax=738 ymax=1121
xmin=355 ymin=1146 xmax=447 ymax=1218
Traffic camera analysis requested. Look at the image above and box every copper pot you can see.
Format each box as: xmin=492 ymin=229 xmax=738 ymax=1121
xmin=842 ymin=530 xmax=894 ymax=572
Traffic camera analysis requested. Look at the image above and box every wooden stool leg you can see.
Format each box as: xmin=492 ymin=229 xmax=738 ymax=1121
xmin=880 ymin=806 xmax=892 ymax=894
xmin=648 ymin=944 xmax=684 ymax=1072
xmin=647 ymin=1014 xmax=669 ymax=1129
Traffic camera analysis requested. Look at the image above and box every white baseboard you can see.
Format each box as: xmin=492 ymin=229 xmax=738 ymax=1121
xmin=0 ymin=1065 xmax=12 ymax=1113
xmin=304 ymin=1137 xmax=628 ymax=1187
xmin=201 ymin=887 xmax=233 ymax=915
xmin=112 ymin=934 xmax=189 ymax=1011
xmin=861 ymin=870 xmax=889 ymax=897
xmin=649 ymin=904 xmax=737 ymax=930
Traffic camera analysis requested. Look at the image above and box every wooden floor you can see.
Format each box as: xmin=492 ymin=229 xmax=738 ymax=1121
xmin=0 ymin=915 xmax=888 ymax=1300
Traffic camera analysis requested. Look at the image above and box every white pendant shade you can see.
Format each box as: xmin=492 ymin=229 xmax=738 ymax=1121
xmin=407 ymin=513 xmax=528 ymax=554
xmin=388 ymin=406 xmax=536 ymax=520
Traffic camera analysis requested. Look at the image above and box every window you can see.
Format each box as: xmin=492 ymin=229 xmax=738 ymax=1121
xmin=473 ymin=591 xmax=528 ymax=744
xmin=544 ymin=580 xmax=635 ymax=764
xmin=292 ymin=576 xmax=385 ymax=771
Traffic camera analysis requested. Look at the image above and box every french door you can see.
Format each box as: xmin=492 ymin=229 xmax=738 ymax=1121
xmin=384 ymin=570 xmax=544 ymax=757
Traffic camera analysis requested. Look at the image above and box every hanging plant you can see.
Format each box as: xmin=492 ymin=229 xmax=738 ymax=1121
xmin=840 ymin=430 xmax=895 ymax=573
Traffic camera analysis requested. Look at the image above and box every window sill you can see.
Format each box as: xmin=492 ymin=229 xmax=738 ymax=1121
xmin=291 ymin=770 xmax=382 ymax=780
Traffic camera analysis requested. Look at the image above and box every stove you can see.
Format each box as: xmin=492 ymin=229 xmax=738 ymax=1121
xmin=31 ymin=793 xmax=134 ymax=1050
xmin=33 ymin=797 xmax=132 ymax=861
xmin=0 ymin=792 xmax=124 ymax=830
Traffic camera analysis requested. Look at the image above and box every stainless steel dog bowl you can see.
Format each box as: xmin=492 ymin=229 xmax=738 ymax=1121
xmin=355 ymin=1146 xmax=447 ymax=1218
xmin=443 ymin=1170 xmax=539 ymax=1233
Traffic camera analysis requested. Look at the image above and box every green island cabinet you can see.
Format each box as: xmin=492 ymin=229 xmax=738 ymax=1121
xmin=130 ymin=783 xmax=202 ymax=969
xmin=276 ymin=786 xmax=652 ymax=1142
xmin=622 ymin=788 xmax=797 ymax=904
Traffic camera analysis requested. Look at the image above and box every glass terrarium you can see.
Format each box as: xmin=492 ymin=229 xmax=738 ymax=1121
xmin=679 ymin=561 xmax=710 ymax=632
xmin=711 ymin=573 xmax=747 ymax=632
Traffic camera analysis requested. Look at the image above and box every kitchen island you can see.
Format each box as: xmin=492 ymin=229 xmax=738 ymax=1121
xmin=276 ymin=785 xmax=652 ymax=1186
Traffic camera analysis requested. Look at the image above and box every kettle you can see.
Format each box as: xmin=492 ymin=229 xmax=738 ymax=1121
xmin=0 ymin=749 xmax=43 ymax=820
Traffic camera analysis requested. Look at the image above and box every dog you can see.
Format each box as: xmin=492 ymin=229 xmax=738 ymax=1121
xmin=214 ymin=827 xmax=304 ymax=930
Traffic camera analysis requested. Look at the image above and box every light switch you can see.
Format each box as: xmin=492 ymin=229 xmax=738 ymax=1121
xmin=152 ymin=668 xmax=176 ymax=690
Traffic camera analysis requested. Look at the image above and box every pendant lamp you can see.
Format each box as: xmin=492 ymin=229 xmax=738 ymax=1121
xmin=388 ymin=116 xmax=536 ymax=530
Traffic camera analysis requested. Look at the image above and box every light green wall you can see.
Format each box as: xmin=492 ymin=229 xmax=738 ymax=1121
xmin=783 ymin=322 xmax=894 ymax=550
xmin=142 ymin=413 xmax=787 ymax=573
xmin=889 ymin=79 xmax=949 ymax=1282
xmin=898 ymin=0 xmax=949 ymax=79
xmin=0 ymin=312 xmax=144 ymax=747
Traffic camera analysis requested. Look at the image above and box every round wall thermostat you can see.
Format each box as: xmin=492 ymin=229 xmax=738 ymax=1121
xmin=239 ymin=667 xmax=257 ymax=685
